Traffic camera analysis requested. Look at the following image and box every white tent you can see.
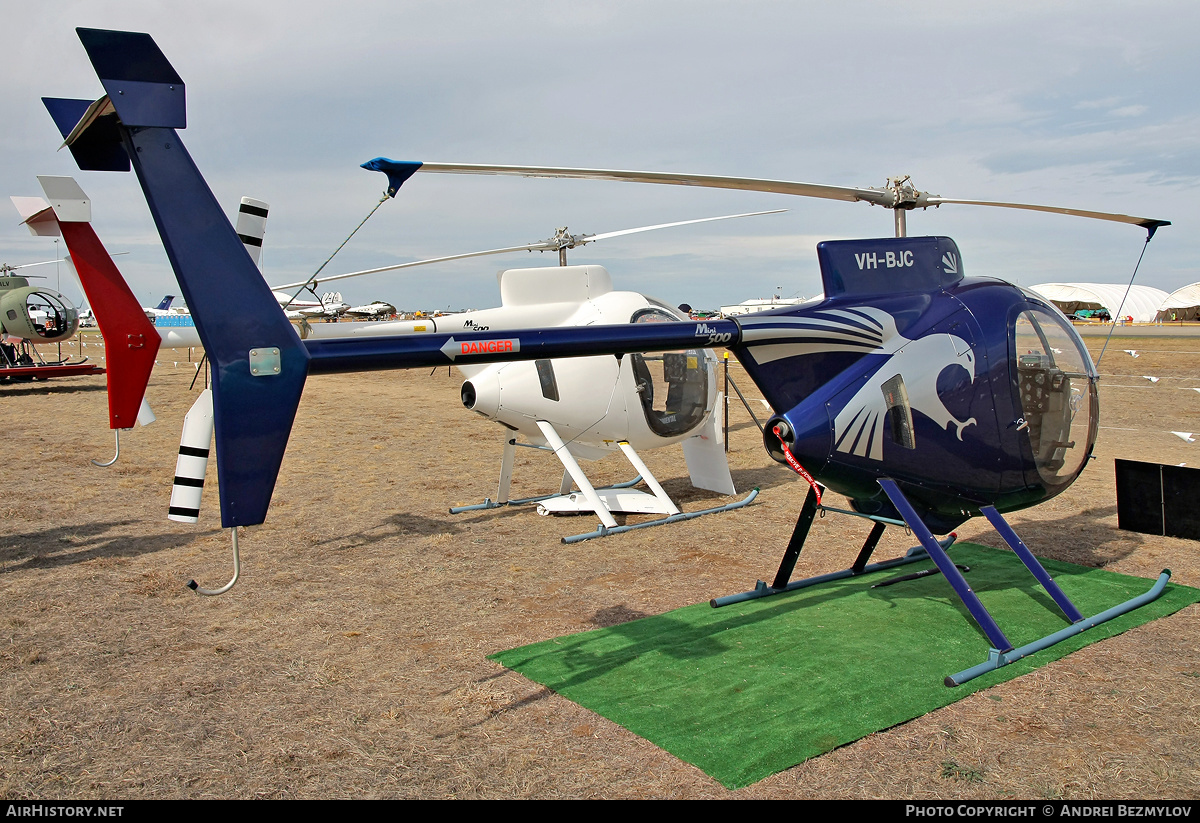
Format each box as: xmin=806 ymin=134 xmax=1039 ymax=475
xmin=1028 ymin=283 xmax=1169 ymax=323
xmin=1157 ymin=283 xmax=1200 ymax=322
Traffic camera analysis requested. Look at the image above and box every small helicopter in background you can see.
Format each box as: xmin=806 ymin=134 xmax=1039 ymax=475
xmin=0 ymin=214 xmax=97 ymax=381
xmin=11 ymin=178 xmax=160 ymax=456
xmin=46 ymin=27 xmax=1174 ymax=685
xmin=308 ymin=260 xmax=751 ymax=540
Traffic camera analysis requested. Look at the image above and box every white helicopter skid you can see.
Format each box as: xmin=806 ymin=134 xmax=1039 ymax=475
xmin=452 ymin=411 xmax=755 ymax=543
xmin=532 ymin=421 xmax=677 ymax=527
xmin=536 ymin=488 xmax=675 ymax=517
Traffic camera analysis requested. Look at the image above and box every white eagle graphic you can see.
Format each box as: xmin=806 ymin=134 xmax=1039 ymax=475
xmin=738 ymin=307 xmax=980 ymax=461
xmin=828 ymin=308 xmax=977 ymax=461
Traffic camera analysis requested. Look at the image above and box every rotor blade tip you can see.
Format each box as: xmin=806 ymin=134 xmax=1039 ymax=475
xmin=361 ymin=158 xmax=423 ymax=197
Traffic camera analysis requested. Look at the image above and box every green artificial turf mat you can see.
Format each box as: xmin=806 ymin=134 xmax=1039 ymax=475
xmin=491 ymin=543 xmax=1198 ymax=788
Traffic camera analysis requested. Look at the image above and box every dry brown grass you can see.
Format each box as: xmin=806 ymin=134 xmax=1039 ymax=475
xmin=1 ymin=337 xmax=1198 ymax=798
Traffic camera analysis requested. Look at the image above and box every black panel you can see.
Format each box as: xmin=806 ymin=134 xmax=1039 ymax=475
xmin=1115 ymin=459 xmax=1163 ymax=536
xmin=1163 ymin=465 xmax=1200 ymax=540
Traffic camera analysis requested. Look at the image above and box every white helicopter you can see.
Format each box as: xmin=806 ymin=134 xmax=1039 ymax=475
xmin=292 ymin=206 xmax=785 ymax=539
xmin=313 ymin=263 xmax=747 ymax=538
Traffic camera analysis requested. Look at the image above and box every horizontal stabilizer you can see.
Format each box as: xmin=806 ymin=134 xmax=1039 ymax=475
xmin=42 ymin=97 xmax=130 ymax=172
xmin=10 ymin=197 xmax=60 ymax=237
xmin=36 ymin=176 xmax=91 ymax=223
xmin=77 ymin=28 xmax=186 ymax=129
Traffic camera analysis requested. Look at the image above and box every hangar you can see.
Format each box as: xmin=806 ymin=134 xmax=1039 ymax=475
xmin=1028 ymin=283 xmax=1169 ymax=323
xmin=1156 ymin=283 xmax=1200 ymax=322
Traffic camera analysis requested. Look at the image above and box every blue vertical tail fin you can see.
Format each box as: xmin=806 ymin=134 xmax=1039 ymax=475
xmin=48 ymin=28 xmax=309 ymax=528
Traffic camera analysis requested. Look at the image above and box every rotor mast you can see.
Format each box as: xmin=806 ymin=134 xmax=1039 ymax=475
xmin=876 ymin=175 xmax=922 ymax=238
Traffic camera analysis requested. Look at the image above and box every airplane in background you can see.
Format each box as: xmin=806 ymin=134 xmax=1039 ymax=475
xmin=278 ymin=290 xmax=348 ymax=321
xmin=45 ymin=27 xmax=1176 ymax=686
xmin=143 ymin=294 xmax=180 ymax=318
xmin=341 ymin=300 xmax=396 ymax=320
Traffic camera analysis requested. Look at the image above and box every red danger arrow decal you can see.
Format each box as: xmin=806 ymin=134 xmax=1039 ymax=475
xmin=440 ymin=336 xmax=521 ymax=361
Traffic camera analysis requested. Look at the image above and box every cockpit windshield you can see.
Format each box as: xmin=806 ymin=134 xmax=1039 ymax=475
xmin=1012 ymin=306 xmax=1096 ymax=485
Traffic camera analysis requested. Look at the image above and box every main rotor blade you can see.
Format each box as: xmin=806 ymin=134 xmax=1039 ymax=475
xmin=6 ymin=258 xmax=65 ymax=271
xmin=586 ymin=209 xmax=786 ymax=243
xmin=2 ymin=252 xmax=128 ymax=272
xmin=269 ymin=243 xmax=551 ymax=290
xmin=924 ymin=197 xmax=1170 ymax=231
xmin=270 ymin=208 xmax=787 ymax=290
xmin=412 ymin=162 xmax=1168 ymax=231
xmin=416 ymin=162 xmax=887 ymax=204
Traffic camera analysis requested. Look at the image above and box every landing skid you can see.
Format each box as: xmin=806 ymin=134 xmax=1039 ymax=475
xmin=449 ymin=474 xmax=644 ymax=513
xmin=713 ymin=478 xmax=1170 ymax=687
xmin=711 ymin=485 xmax=950 ymax=608
xmin=559 ymin=488 xmax=757 ymax=544
xmin=451 ymin=423 xmax=758 ymax=543
xmin=0 ymin=362 xmax=105 ymax=381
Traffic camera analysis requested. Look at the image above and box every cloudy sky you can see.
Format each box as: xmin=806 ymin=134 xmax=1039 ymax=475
xmin=2 ymin=1 xmax=1196 ymax=313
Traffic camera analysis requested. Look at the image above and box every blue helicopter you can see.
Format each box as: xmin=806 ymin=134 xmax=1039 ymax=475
xmin=43 ymin=28 xmax=1173 ymax=685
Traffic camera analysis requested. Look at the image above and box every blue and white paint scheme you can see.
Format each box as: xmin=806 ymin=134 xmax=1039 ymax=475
xmin=45 ymin=27 xmax=1175 ymax=684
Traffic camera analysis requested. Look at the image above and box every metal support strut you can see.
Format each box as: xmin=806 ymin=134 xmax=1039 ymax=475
xmin=711 ymin=485 xmax=951 ymax=608
xmin=875 ymin=478 xmax=1170 ymax=687
xmin=714 ymin=477 xmax=1171 ymax=687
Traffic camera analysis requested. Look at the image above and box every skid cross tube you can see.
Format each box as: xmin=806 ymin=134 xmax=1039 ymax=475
xmin=711 ymin=485 xmax=955 ymax=608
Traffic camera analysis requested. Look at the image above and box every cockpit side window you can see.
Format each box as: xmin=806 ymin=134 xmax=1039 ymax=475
xmin=629 ymin=307 xmax=709 ymax=437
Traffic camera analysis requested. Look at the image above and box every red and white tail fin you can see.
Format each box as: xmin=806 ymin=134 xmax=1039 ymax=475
xmin=21 ymin=176 xmax=162 ymax=429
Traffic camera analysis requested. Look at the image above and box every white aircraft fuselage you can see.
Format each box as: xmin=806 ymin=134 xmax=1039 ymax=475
xmin=305 ymin=264 xmax=720 ymax=459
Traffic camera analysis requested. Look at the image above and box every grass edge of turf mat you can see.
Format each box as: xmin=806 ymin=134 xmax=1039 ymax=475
xmin=489 ymin=542 xmax=1200 ymax=789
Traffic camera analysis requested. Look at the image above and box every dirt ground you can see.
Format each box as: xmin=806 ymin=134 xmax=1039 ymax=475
xmin=1 ymin=334 xmax=1198 ymax=799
